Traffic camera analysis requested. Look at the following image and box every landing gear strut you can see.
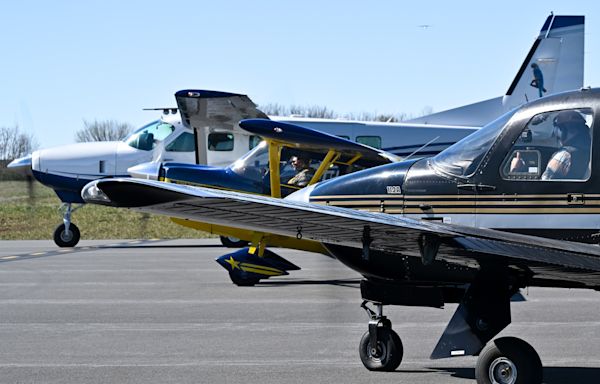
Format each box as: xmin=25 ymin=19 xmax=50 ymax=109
xmin=358 ymin=301 xmax=403 ymax=371
xmin=53 ymin=203 xmax=81 ymax=247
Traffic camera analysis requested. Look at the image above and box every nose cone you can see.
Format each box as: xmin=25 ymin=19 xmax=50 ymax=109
xmin=32 ymin=141 xmax=120 ymax=176
xmin=7 ymin=154 xmax=33 ymax=175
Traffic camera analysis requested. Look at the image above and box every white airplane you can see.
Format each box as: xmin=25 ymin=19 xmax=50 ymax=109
xmin=8 ymin=14 xmax=584 ymax=247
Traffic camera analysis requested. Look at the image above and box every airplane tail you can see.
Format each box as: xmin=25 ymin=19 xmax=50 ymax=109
xmin=407 ymin=14 xmax=584 ymax=127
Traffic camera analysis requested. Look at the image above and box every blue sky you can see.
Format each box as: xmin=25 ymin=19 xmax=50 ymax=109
xmin=1 ymin=1 xmax=599 ymax=147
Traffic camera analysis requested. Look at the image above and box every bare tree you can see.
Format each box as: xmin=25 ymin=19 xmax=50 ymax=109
xmin=75 ymin=119 xmax=133 ymax=142
xmin=0 ymin=125 xmax=36 ymax=161
xmin=259 ymin=103 xmax=426 ymax=122
xmin=259 ymin=103 xmax=288 ymax=116
xmin=260 ymin=103 xmax=338 ymax=119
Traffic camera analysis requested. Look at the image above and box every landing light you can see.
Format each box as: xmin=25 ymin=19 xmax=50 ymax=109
xmin=81 ymin=182 xmax=111 ymax=203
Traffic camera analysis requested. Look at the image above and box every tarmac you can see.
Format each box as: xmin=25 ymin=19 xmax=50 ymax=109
xmin=0 ymin=239 xmax=599 ymax=384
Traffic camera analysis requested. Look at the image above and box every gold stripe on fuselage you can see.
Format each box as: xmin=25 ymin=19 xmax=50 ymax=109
xmin=311 ymin=193 xmax=600 ymax=214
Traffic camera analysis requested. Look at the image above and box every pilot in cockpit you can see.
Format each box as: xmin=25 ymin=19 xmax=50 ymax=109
xmin=541 ymin=110 xmax=591 ymax=180
xmin=287 ymin=155 xmax=315 ymax=187
xmin=509 ymin=110 xmax=591 ymax=180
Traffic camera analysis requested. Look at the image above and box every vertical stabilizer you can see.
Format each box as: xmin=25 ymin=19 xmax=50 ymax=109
xmin=407 ymin=15 xmax=584 ymax=127
xmin=503 ymin=15 xmax=585 ymax=109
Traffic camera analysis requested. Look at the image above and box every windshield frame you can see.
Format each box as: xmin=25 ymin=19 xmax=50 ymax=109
xmin=430 ymin=108 xmax=519 ymax=179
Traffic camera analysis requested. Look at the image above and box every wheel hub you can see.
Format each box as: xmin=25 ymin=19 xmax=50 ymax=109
xmin=489 ymin=357 xmax=517 ymax=384
xmin=60 ymin=230 xmax=73 ymax=242
xmin=368 ymin=342 xmax=386 ymax=361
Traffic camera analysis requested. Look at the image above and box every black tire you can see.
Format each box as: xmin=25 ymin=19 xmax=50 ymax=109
xmin=53 ymin=223 xmax=80 ymax=248
xmin=359 ymin=327 xmax=403 ymax=371
xmin=220 ymin=236 xmax=249 ymax=248
xmin=476 ymin=337 xmax=542 ymax=384
xmin=228 ymin=272 xmax=260 ymax=287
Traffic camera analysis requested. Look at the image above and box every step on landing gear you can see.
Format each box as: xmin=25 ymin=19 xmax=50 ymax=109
xmin=53 ymin=203 xmax=81 ymax=247
xmin=359 ymin=300 xmax=403 ymax=371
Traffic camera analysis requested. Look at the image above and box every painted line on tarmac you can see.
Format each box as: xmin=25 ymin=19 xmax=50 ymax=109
xmin=0 ymin=240 xmax=175 ymax=264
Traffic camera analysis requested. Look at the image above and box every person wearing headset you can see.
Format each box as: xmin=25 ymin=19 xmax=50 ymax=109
xmin=541 ymin=110 xmax=591 ymax=180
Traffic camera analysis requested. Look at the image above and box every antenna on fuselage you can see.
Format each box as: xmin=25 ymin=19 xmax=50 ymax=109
xmin=402 ymin=136 xmax=440 ymax=162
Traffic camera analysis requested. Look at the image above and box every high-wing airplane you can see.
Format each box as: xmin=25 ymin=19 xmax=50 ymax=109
xmin=83 ymin=87 xmax=600 ymax=383
xmin=9 ymin=13 xmax=584 ymax=248
xmin=128 ymin=118 xmax=403 ymax=271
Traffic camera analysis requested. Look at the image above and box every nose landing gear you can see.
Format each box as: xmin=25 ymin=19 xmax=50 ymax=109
xmin=53 ymin=203 xmax=81 ymax=247
xmin=359 ymin=301 xmax=403 ymax=371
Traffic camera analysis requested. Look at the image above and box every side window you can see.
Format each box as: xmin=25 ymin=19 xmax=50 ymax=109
xmin=356 ymin=136 xmax=381 ymax=149
xmin=165 ymin=132 xmax=195 ymax=152
xmin=249 ymin=135 xmax=262 ymax=150
xmin=208 ymin=133 xmax=234 ymax=151
xmin=501 ymin=108 xmax=593 ymax=181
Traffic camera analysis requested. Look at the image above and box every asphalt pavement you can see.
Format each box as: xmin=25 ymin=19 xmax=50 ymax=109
xmin=0 ymin=239 xmax=598 ymax=384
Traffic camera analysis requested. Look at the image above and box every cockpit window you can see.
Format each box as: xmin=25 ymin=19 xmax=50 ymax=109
xmin=501 ymin=108 xmax=593 ymax=181
xmin=165 ymin=132 xmax=195 ymax=152
xmin=228 ymin=141 xmax=270 ymax=182
xmin=431 ymin=108 xmax=518 ymax=178
xmin=123 ymin=121 xmax=175 ymax=151
xmin=229 ymin=142 xmax=370 ymax=196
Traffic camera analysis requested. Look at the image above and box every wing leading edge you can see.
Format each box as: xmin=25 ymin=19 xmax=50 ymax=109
xmin=83 ymin=178 xmax=600 ymax=286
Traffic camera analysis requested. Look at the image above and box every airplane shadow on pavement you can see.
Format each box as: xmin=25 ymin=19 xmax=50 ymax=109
xmin=258 ymin=279 xmax=361 ymax=289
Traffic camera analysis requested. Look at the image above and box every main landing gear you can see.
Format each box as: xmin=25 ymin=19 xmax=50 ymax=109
xmin=357 ymin=299 xmax=542 ymax=383
xmin=475 ymin=337 xmax=542 ymax=384
xmin=357 ymin=265 xmax=543 ymax=383
xmin=359 ymin=301 xmax=403 ymax=371
xmin=53 ymin=203 xmax=81 ymax=247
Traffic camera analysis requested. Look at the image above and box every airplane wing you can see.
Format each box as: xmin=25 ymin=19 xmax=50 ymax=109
xmin=239 ymin=119 xmax=402 ymax=164
xmin=83 ymin=178 xmax=600 ymax=288
xmin=175 ymin=90 xmax=269 ymax=130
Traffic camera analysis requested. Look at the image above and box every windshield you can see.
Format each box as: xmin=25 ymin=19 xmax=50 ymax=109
xmin=123 ymin=120 xmax=175 ymax=150
xmin=228 ymin=142 xmax=329 ymax=186
xmin=228 ymin=141 xmax=270 ymax=182
xmin=431 ymin=109 xmax=518 ymax=177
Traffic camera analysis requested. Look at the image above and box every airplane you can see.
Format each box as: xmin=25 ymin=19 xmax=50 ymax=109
xmin=128 ymin=117 xmax=404 ymax=260
xmin=133 ymin=13 xmax=586 ymax=270
xmin=8 ymin=13 xmax=584 ymax=248
xmin=5 ymin=91 xmax=471 ymax=249
xmin=82 ymin=87 xmax=600 ymax=383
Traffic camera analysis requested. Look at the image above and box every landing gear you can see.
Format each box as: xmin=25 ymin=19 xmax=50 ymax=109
xmin=228 ymin=272 xmax=260 ymax=286
xmin=359 ymin=301 xmax=403 ymax=371
xmin=220 ymin=236 xmax=249 ymax=248
xmin=54 ymin=203 xmax=81 ymax=247
xmin=53 ymin=223 xmax=80 ymax=247
xmin=476 ymin=337 xmax=542 ymax=384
